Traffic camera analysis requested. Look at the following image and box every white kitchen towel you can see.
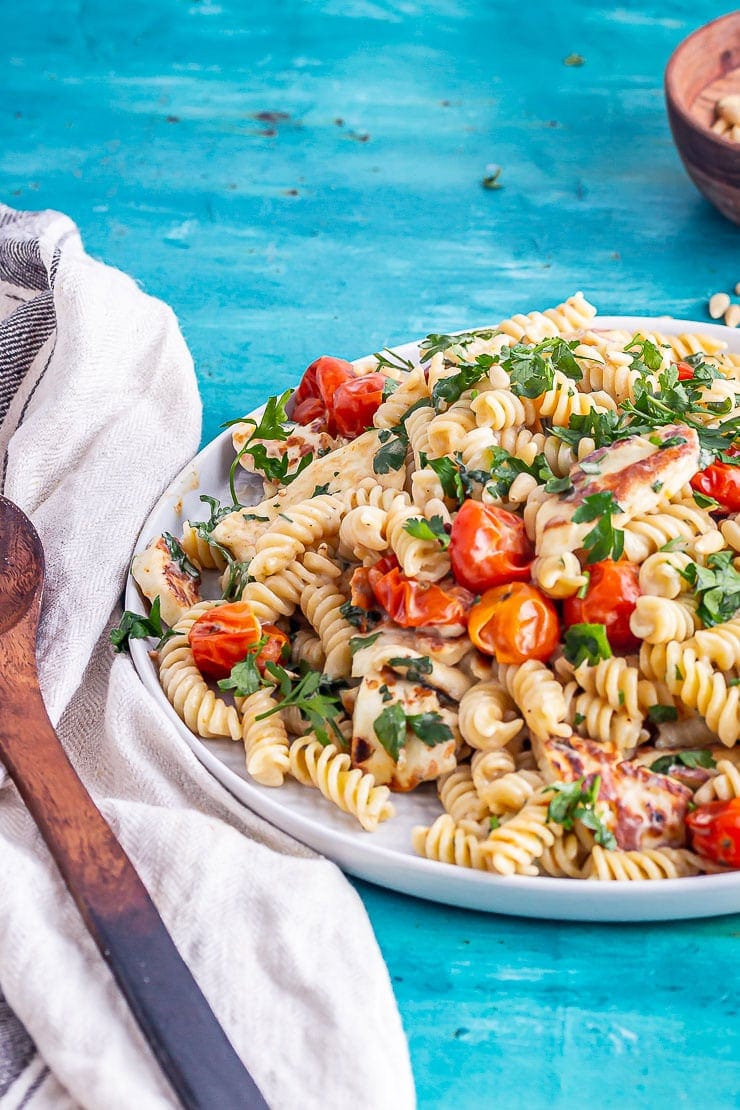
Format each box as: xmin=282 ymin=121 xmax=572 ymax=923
xmin=0 ymin=204 xmax=415 ymax=1110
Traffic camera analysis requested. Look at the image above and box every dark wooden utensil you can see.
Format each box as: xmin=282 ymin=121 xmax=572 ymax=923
xmin=0 ymin=496 xmax=268 ymax=1110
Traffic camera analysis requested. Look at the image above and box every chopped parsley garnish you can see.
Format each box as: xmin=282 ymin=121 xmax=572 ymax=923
xmin=489 ymin=815 xmax=501 ymax=831
xmin=485 ymin=447 xmax=571 ymax=500
xmin=691 ymin=490 xmax=720 ymax=511
xmin=257 ymin=663 xmax=344 ymax=746
xmin=162 ymin=532 xmax=201 ymax=580
xmin=646 ymin=704 xmax=678 ymax=724
xmin=374 ymin=426 xmax=408 ymax=474
xmin=349 ymin=631 xmax=383 ymax=655
xmin=403 ymin=515 xmax=450 ymax=549
xmin=496 ymin=336 xmax=584 ymax=398
xmin=387 ymin=656 xmax=434 ymax=683
xmin=419 ymin=328 xmax=497 ymax=360
xmin=228 ymin=390 xmax=313 ymax=502
xmin=110 ymin=596 xmax=175 ymax=653
xmin=545 ymin=775 xmax=616 ymax=850
xmin=679 ymin=551 xmax=740 ymax=627
xmin=572 ymin=491 xmax=625 ymax=563
xmin=373 ymin=704 xmax=453 ymax=762
xmin=419 ymin=452 xmax=489 ymax=504
xmin=339 ymin=600 xmax=381 ymax=631
xmin=372 ymin=348 xmax=415 ymax=374
xmin=217 ymin=636 xmax=268 ymax=697
xmin=623 ymin=335 xmax=665 ymax=375
xmin=312 ymin=483 xmax=331 ymax=497
xmin=431 ymin=355 xmax=493 ymax=411
xmin=649 ymin=749 xmax=716 ymax=774
xmin=563 ymin=622 xmax=613 ymax=668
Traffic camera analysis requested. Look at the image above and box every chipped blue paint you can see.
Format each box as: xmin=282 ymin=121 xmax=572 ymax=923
xmin=4 ymin=1 xmax=740 ymax=1106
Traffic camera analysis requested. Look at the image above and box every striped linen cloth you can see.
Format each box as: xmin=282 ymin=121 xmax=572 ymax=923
xmin=0 ymin=205 xmax=415 ymax=1110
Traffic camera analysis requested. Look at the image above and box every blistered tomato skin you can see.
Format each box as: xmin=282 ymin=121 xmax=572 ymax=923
xmin=686 ymin=798 xmax=740 ymax=867
xmin=188 ymin=602 xmax=287 ymax=680
xmin=449 ymin=500 xmax=533 ymax=593
xmin=563 ymin=560 xmax=641 ymax=651
xmin=468 ymin=582 xmax=559 ymax=663
xmin=367 ymin=558 xmax=472 ymax=630
xmin=332 ymin=373 xmax=386 ymax=438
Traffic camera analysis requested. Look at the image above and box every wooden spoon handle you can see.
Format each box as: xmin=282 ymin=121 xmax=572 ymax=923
xmin=0 ymin=631 xmax=267 ymax=1110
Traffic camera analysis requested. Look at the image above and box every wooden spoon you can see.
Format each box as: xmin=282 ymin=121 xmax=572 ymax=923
xmin=0 ymin=496 xmax=267 ymax=1110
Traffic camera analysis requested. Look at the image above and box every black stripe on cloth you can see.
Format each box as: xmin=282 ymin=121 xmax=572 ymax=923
xmin=0 ymin=238 xmax=47 ymax=292
xmin=16 ymin=1065 xmax=50 ymax=1109
xmin=0 ymin=292 xmax=56 ymax=428
xmin=0 ymin=996 xmax=36 ymax=1098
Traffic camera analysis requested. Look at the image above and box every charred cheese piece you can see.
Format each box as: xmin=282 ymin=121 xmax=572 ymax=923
xmin=536 ymin=424 xmax=701 ymax=558
xmin=131 ymin=535 xmax=201 ymax=627
xmin=351 ymin=670 xmax=457 ymax=790
xmin=540 ymin=736 xmax=691 ymax=851
xmin=351 ymin=634 xmax=472 ymax=702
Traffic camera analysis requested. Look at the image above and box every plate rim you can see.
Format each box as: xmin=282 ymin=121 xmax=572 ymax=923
xmin=125 ymin=314 xmax=740 ymax=921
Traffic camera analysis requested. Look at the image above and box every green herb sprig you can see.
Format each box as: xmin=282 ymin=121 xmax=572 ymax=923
xmin=545 ymin=775 xmax=616 ymax=850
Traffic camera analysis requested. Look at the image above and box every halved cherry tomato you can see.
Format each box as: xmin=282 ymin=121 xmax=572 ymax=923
xmin=189 ymin=602 xmax=288 ymax=680
xmin=291 ymin=396 xmax=327 ymax=427
xmin=449 ymin=500 xmax=533 ymax=593
xmin=563 ymin=560 xmax=641 ymax=651
xmin=287 ymin=356 xmax=355 ymax=433
xmin=368 ymin=559 xmax=472 ymax=630
xmin=468 ymin=582 xmax=559 ymax=663
xmin=349 ymin=565 xmax=380 ymax=613
xmin=690 ymin=445 xmax=740 ymax=512
xmin=675 ymin=361 xmax=695 ymax=381
xmin=686 ymin=798 xmax=740 ymax=867
xmin=332 ymin=373 xmax=386 ymax=438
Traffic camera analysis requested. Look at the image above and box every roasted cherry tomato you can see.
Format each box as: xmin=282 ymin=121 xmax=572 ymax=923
xmin=291 ymin=396 xmax=327 ymax=427
xmin=675 ymin=361 xmax=695 ymax=381
xmin=690 ymin=446 xmax=740 ymax=512
xmin=563 ymin=560 xmax=641 ymax=651
xmin=686 ymin=798 xmax=740 ymax=868
xmin=468 ymin=582 xmax=559 ymax=663
xmin=287 ymin=355 xmax=355 ymax=433
xmin=368 ymin=559 xmax=472 ymax=630
xmin=189 ymin=602 xmax=288 ymax=680
xmin=449 ymin=500 xmax=533 ymax=593
xmin=331 ymin=373 xmax=386 ymax=438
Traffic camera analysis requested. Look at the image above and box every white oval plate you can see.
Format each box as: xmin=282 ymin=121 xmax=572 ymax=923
xmin=126 ymin=316 xmax=740 ymax=921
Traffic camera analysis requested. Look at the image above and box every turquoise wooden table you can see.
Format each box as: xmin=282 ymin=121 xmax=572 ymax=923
xmin=5 ymin=2 xmax=740 ymax=1106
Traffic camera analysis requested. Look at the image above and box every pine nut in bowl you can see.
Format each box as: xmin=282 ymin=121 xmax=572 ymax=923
xmin=665 ymin=11 xmax=740 ymax=225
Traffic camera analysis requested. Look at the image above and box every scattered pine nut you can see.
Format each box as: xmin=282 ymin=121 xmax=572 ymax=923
xmin=724 ymin=304 xmax=740 ymax=328
xmin=709 ymin=292 xmax=731 ymax=319
xmin=735 ymin=282 xmax=740 ymax=296
xmin=712 ymin=117 xmax=730 ymax=135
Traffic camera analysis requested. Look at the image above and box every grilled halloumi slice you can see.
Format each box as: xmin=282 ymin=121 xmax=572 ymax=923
xmin=540 ymin=736 xmax=691 ymax=851
xmin=351 ymin=670 xmax=458 ymax=790
xmin=131 ymin=535 xmax=201 ymax=627
xmin=352 ymin=632 xmax=473 ymax=702
xmin=535 ymin=423 xmax=701 ymax=557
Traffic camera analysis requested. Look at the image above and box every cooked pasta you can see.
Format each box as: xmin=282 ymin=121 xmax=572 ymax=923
xmin=125 ymin=292 xmax=740 ymax=884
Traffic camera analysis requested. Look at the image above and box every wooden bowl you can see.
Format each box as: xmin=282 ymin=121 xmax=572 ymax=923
xmin=665 ymin=11 xmax=740 ymax=224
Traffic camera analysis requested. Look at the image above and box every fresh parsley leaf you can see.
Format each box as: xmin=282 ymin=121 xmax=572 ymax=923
xmin=162 ymin=532 xmax=201 ymax=579
xmin=374 ymin=703 xmax=408 ymax=761
xmin=420 ymin=452 xmax=488 ymax=504
xmin=220 ymin=559 xmax=251 ymax=602
xmin=419 ymin=329 xmax=497 ymax=360
xmin=258 ymin=663 xmax=344 ymax=746
xmin=496 ymin=336 xmax=583 ymax=399
xmin=372 ymin=348 xmax=415 ymax=374
xmin=431 ymin=356 xmax=493 ymax=411
xmin=649 ymin=749 xmax=716 ymax=774
xmin=110 ymin=596 xmax=174 ymax=653
xmin=691 ymin=490 xmax=720 ymax=511
xmin=312 ymin=483 xmax=331 ymax=497
xmin=339 ymin=600 xmax=381 ymax=630
xmin=403 ymin=514 xmax=450 ymax=549
xmin=572 ymin=491 xmax=625 ymax=563
xmin=489 ymin=815 xmax=501 ymax=831
xmin=349 ymin=632 xmax=383 ymax=655
xmin=382 ymin=377 xmax=398 ymax=400
xmin=407 ymin=712 xmax=454 ymax=746
xmin=646 ymin=704 xmax=679 ymax=724
xmin=680 ymin=551 xmax=740 ymax=627
xmin=388 ymin=656 xmax=434 ymax=683
xmin=545 ymin=775 xmax=616 ymax=850
xmin=373 ymin=427 xmax=408 ymax=474
xmin=563 ymin=622 xmax=613 ymax=668
xmin=217 ymin=636 xmax=268 ymax=697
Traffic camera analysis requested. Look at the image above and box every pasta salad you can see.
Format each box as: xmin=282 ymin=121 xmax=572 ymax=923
xmin=120 ymin=293 xmax=740 ymax=882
